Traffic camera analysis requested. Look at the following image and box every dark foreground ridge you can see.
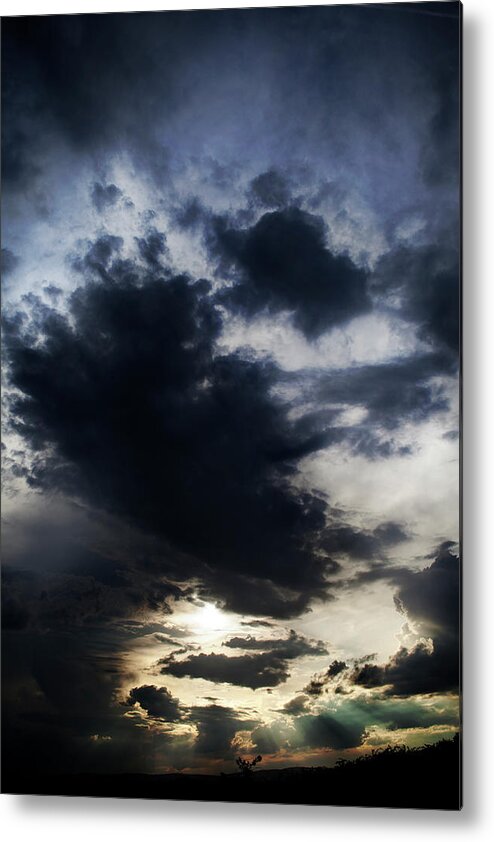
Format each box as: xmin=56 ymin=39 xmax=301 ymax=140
xmin=3 ymin=736 xmax=461 ymax=810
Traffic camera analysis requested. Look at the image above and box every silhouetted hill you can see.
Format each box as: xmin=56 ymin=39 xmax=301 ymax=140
xmin=2 ymin=735 xmax=461 ymax=810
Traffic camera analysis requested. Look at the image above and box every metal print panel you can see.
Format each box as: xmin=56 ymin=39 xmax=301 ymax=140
xmin=1 ymin=2 xmax=461 ymax=809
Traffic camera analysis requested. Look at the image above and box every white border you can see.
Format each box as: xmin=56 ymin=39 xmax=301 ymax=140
xmin=2 ymin=1 xmax=494 ymax=839
xmin=0 ymin=0 xmax=465 ymax=14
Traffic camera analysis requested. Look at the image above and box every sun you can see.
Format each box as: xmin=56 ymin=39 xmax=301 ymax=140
xmin=191 ymin=602 xmax=231 ymax=633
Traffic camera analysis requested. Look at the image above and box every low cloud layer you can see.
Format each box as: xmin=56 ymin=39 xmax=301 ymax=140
xmin=253 ymin=694 xmax=459 ymax=754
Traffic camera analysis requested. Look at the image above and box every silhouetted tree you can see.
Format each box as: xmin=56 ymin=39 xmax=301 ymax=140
xmin=236 ymin=755 xmax=262 ymax=775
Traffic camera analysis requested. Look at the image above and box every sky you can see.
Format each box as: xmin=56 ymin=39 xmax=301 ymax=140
xmin=1 ymin=2 xmax=461 ymax=779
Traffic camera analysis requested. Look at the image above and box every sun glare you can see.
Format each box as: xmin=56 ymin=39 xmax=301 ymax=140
xmin=192 ymin=602 xmax=231 ymax=632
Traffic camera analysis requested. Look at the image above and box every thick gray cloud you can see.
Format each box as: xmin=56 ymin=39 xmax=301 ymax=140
xmin=2 ymin=2 xmax=461 ymax=253
xmin=240 ymin=619 xmax=276 ymax=629
xmin=1 ymin=247 xmax=20 ymax=277
xmin=188 ymin=704 xmax=258 ymax=758
xmin=127 ymin=685 xmax=184 ymax=722
xmin=1 ymin=627 xmax=159 ymax=777
xmin=351 ymin=542 xmax=460 ymax=696
xmin=304 ymin=660 xmax=349 ymax=697
xmin=213 ymin=207 xmax=370 ymax=338
xmin=372 ymin=243 xmax=460 ymax=355
xmin=135 ymin=228 xmax=169 ymax=269
xmin=3 ymin=236 xmax=341 ymax=618
xmin=91 ymin=181 xmax=122 ymax=212
xmin=316 ymin=352 xmax=455 ymax=429
xmin=1 ymin=552 xmax=188 ymax=633
xmin=161 ymin=631 xmax=327 ymax=689
xmin=321 ymin=521 xmax=409 ymax=561
xmin=222 ymin=629 xmax=327 ymax=657
xmin=248 ymin=169 xmax=292 ymax=209
xmin=307 ymin=349 xmax=457 ymax=459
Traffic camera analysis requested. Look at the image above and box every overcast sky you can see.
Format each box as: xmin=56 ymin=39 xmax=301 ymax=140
xmin=1 ymin=2 xmax=460 ymax=777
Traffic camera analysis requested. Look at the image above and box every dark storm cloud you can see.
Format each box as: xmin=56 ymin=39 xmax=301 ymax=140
xmin=91 ymin=182 xmax=123 ymax=212
xmin=135 ymin=228 xmax=169 ymax=269
xmin=213 ymin=208 xmax=370 ymax=339
xmin=1 ymin=12 xmax=188 ymax=187
xmin=161 ymin=651 xmax=290 ymax=689
xmin=351 ymin=542 xmax=460 ymax=696
xmin=304 ymin=677 xmax=326 ymax=697
xmin=1 ymin=627 xmax=161 ymax=777
xmin=2 ymin=0 xmax=461 ymax=351
xmin=240 ymin=619 xmax=276 ymax=629
xmin=42 ymin=283 xmax=64 ymax=304
xmin=197 ymin=572 xmax=332 ymax=621
xmin=421 ymin=73 xmax=459 ymax=188
xmin=0 ymin=562 xmax=187 ymax=634
xmin=72 ymin=233 xmax=124 ymax=278
xmin=321 ymin=521 xmax=409 ymax=561
xmin=416 ymin=2 xmax=460 ymax=190
xmin=1 ymin=570 xmax=32 ymax=630
xmin=3 ymin=238 xmax=340 ymax=617
xmin=171 ymin=196 xmax=208 ymax=232
xmin=372 ymin=244 xmax=460 ymax=355
xmin=222 ymin=629 xmax=327 ymax=658
xmin=316 ymin=352 xmax=455 ymax=430
xmin=328 ymin=660 xmax=348 ymax=678
xmin=188 ymin=704 xmax=258 ymax=758
xmin=3 ymin=613 xmax=257 ymax=773
xmin=161 ymin=630 xmax=327 ymax=690
xmin=304 ymin=349 xmax=457 ymax=459
xmin=0 ymin=502 xmax=194 ymax=633
xmin=373 ymin=521 xmax=409 ymax=545
xmin=338 ymin=564 xmax=414 ymax=591
xmin=127 ymin=685 xmax=184 ymax=722
xmin=304 ymin=660 xmax=348 ymax=697
xmin=1 ymin=247 xmax=20 ymax=277
xmin=248 ymin=169 xmax=292 ymax=209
